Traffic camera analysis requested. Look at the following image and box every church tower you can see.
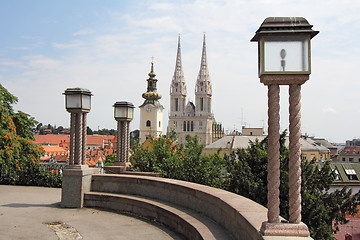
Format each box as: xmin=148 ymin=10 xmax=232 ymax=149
xmin=139 ymin=61 xmax=164 ymax=144
xmin=195 ymin=34 xmax=212 ymax=117
xmin=194 ymin=34 xmax=214 ymax=145
xmin=168 ymin=35 xmax=187 ymax=133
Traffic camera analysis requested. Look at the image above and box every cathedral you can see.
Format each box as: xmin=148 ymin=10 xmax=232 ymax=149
xmin=167 ymin=35 xmax=224 ymax=145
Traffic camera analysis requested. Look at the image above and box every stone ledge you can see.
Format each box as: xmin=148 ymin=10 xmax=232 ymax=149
xmin=84 ymin=192 xmax=232 ymax=240
xmin=90 ymin=174 xmax=266 ymax=239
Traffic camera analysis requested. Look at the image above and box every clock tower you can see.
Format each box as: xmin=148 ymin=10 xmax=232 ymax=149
xmin=139 ymin=61 xmax=164 ymax=144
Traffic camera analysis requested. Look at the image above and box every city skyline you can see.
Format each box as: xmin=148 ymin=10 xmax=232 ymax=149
xmin=1 ymin=0 xmax=360 ymax=143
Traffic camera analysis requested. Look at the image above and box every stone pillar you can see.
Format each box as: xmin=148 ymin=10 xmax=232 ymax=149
xmin=266 ymin=84 xmax=280 ymax=223
xmin=74 ymin=112 xmax=83 ymax=166
xmin=116 ymin=120 xmax=121 ymax=163
xmin=108 ymin=120 xmax=130 ymax=173
xmin=69 ymin=113 xmax=75 ymax=165
xmin=125 ymin=121 xmax=130 ymax=163
xmin=61 ymin=167 xmax=98 ymax=208
xmin=82 ymin=112 xmax=87 ymax=165
xmin=121 ymin=121 xmax=130 ymax=163
xmin=289 ymin=84 xmax=302 ymax=223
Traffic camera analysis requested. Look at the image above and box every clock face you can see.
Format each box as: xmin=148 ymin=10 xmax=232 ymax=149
xmin=260 ymin=36 xmax=310 ymax=75
xmin=146 ymin=107 xmax=151 ymax=112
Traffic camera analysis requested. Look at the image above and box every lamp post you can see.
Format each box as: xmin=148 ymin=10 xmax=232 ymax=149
xmin=62 ymin=87 xmax=97 ymax=209
xmin=113 ymin=101 xmax=135 ymax=169
xmin=63 ymin=88 xmax=92 ymax=168
xmin=251 ymin=17 xmax=318 ymax=236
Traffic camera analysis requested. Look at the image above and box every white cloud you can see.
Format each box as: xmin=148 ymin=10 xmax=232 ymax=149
xmin=22 ymin=55 xmax=62 ymax=69
xmin=323 ymin=108 xmax=337 ymax=114
xmin=52 ymin=40 xmax=85 ymax=49
xmin=0 ymin=59 xmax=22 ymax=66
xmin=73 ymin=30 xmax=94 ymax=36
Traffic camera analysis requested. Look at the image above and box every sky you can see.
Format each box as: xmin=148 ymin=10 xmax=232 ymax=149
xmin=1 ymin=0 xmax=360 ymax=144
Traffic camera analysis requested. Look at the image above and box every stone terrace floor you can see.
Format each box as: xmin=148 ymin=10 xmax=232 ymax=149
xmin=0 ymin=185 xmax=183 ymax=240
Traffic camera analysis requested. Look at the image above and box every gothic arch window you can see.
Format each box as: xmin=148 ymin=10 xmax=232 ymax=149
xmin=187 ymin=121 xmax=190 ymax=132
xmin=146 ymin=120 xmax=151 ymax=127
xmin=183 ymin=121 xmax=186 ymax=131
xmin=175 ymin=98 xmax=179 ymax=111
xmin=191 ymin=121 xmax=194 ymax=132
xmin=200 ymin=97 xmax=204 ymax=111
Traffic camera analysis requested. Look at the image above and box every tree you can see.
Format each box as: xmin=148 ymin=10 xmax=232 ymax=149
xmin=130 ymin=135 xmax=224 ymax=188
xmin=0 ymin=84 xmax=61 ymax=187
xmin=222 ymin=131 xmax=360 ymax=240
xmin=87 ymin=126 xmax=93 ymax=135
xmin=93 ymin=128 xmax=116 ymax=136
xmin=104 ymin=153 xmax=116 ymax=166
xmin=165 ymin=129 xmax=178 ymax=142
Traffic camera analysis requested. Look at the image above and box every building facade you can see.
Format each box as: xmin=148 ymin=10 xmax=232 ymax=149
xmin=203 ymin=135 xmax=331 ymax=161
xmin=139 ymin=62 xmax=164 ymax=144
xmin=168 ymin=35 xmax=223 ymax=145
xmin=337 ymin=146 xmax=360 ymax=163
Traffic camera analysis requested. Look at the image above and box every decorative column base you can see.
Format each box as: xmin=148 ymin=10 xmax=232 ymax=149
xmin=61 ymin=165 xmax=100 ymax=208
xmin=260 ymin=221 xmax=310 ymax=237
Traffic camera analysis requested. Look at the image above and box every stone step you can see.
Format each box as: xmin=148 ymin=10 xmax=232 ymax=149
xmin=84 ymin=191 xmax=233 ymax=240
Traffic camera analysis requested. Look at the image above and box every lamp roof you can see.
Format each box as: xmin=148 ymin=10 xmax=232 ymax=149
xmin=63 ymin=87 xmax=92 ymax=95
xmin=251 ymin=17 xmax=319 ymax=42
xmin=113 ymin=101 xmax=135 ymax=108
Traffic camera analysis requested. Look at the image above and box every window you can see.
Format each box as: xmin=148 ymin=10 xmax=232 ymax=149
xmin=183 ymin=121 xmax=186 ymax=131
xmin=301 ymin=154 xmax=307 ymax=161
xmin=159 ymin=121 xmax=161 ymax=127
xmin=350 ymin=158 xmax=354 ymax=162
xmin=146 ymin=120 xmax=151 ymax=127
xmin=345 ymin=169 xmax=358 ymax=180
xmin=191 ymin=121 xmax=194 ymax=132
xmin=187 ymin=121 xmax=190 ymax=132
xmin=200 ymin=97 xmax=204 ymax=111
xmin=342 ymin=157 xmax=346 ymax=162
xmin=311 ymin=154 xmax=316 ymax=161
xmin=175 ymin=98 xmax=179 ymax=111
xmin=333 ymin=169 xmax=340 ymax=181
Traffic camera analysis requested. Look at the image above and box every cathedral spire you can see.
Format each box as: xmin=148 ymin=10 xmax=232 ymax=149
xmin=172 ymin=35 xmax=185 ymax=84
xmin=196 ymin=33 xmax=211 ymax=93
xmin=175 ymin=34 xmax=182 ymax=76
xmin=171 ymin=34 xmax=186 ymax=96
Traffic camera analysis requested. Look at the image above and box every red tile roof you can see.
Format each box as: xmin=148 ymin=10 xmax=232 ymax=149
xmin=34 ymin=134 xmax=70 ymax=145
xmin=34 ymin=134 xmax=115 ymax=147
xmin=340 ymin=146 xmax=360 ymax=155
xmin=86 ymin=135 xmax=104 ymax=146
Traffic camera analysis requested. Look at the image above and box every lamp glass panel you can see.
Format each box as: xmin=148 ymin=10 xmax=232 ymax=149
xmin=66 ymin=94 xmax=81 ymax=109
xmin=127 ymin=107 xmax=134 ymax=120
xmin=263 ymin=36 xmax=308 ymax=73
xmin=115 ymin=107 xmax=127 ymax=119
xmin=82 ymin=95 xmax=91 ymax=109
